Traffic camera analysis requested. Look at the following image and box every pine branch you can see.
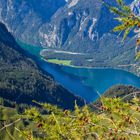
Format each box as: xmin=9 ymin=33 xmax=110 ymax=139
xmin=0 ymin=118 xmax=21 ymax=131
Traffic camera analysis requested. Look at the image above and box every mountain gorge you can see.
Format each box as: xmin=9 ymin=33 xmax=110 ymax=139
xmin=0 ymin=22 xmax=84 ymax=109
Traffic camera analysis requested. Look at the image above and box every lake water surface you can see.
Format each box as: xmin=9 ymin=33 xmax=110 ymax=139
xmin=18 ymin=41 xmax=140 ymax=102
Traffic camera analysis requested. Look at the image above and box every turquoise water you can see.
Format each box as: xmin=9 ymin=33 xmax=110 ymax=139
xmin=18 ymin=41 xmax=140 ymax=102
xmin=17 ymin=40 xmax=42 ymax=57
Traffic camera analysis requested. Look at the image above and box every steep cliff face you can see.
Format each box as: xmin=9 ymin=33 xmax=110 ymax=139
xmin=38 ymin=0 xmax=102 ymax=49
xmin=0 ymin=0 xmax=134 ymax=50
xmin=0 ymin=0 xmax=66 ymax=45
xmin=0 ymin=22 xmax=84 ymax=109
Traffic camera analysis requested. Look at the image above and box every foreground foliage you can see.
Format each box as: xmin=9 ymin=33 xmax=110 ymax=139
xmin=103 ymin=0 xmax=140 ymax=59
xmin=1 ymin=96 xmax=140 ymax=140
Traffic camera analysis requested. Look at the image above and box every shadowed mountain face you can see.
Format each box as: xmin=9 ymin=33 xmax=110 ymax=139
xmin=0 ymin=0 xmax=67 ymax=44
xmin=25 ymin=0 xmax=66 ymax=21
xmin=0 ymin=0 xmax=66 ymax=22
xmin=0 ymin=22 xmax=84 ymax=109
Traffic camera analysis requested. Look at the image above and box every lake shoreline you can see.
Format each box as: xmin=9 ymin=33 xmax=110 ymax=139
xmin=17 ymin=40 xmax=140 ymax=102
xmin=17 ymin=40 xmax=140 ymax=78
xmin=42 ymin=58 xmax=140 ymax=78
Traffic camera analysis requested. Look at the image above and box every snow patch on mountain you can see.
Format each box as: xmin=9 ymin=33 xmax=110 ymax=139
xmin=88 ymin=18 xmax=98 ymax=40
xmin=39 ymin=26 xmax=59 ymax=47
xmin=79 ymin=17 xmax=89 ymax=31
xmin=68 ymin=0 xmax=79 ymax=8
xmin=68 ymin=12 xmax=73 ymax=16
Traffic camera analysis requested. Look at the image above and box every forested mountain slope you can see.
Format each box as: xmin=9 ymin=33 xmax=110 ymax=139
xmin=0 ymin=22 xmax=84 ymax=109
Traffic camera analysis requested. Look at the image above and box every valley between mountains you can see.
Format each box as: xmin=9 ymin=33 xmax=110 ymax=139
xmin=1 ymin=0 xmax=140 ymax=139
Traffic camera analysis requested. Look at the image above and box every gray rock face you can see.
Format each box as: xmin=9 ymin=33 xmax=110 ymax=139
xmin=0 ymin=0 xmax=66 ymax=46
xmin=0 ymin=0 xmax=134 ymax=50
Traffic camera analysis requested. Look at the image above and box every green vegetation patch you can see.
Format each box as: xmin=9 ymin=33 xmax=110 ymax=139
xmin=47 ymin=59 xmax=72 ymax=66
xmin=1 ymin=96 xmax=140 ymax=140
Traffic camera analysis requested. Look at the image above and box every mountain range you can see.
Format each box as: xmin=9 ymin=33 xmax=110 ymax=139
xmin=0 ymin=0 xmax=135 ymax=49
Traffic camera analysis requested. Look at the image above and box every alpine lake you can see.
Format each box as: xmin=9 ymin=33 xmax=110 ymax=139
xmin=17 ymin=41 xmax=140 ymax=102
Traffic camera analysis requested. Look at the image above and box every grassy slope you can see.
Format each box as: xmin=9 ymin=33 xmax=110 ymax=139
xmin=1 ymin=96 xmax=140 ymax=140
xmin=47 ymin=59 xmax=72 ymax=66
xmin=0 ymin=85 xmax=140 ymax=140
xmin=0 ymin=106 xmax=22 ymax=140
